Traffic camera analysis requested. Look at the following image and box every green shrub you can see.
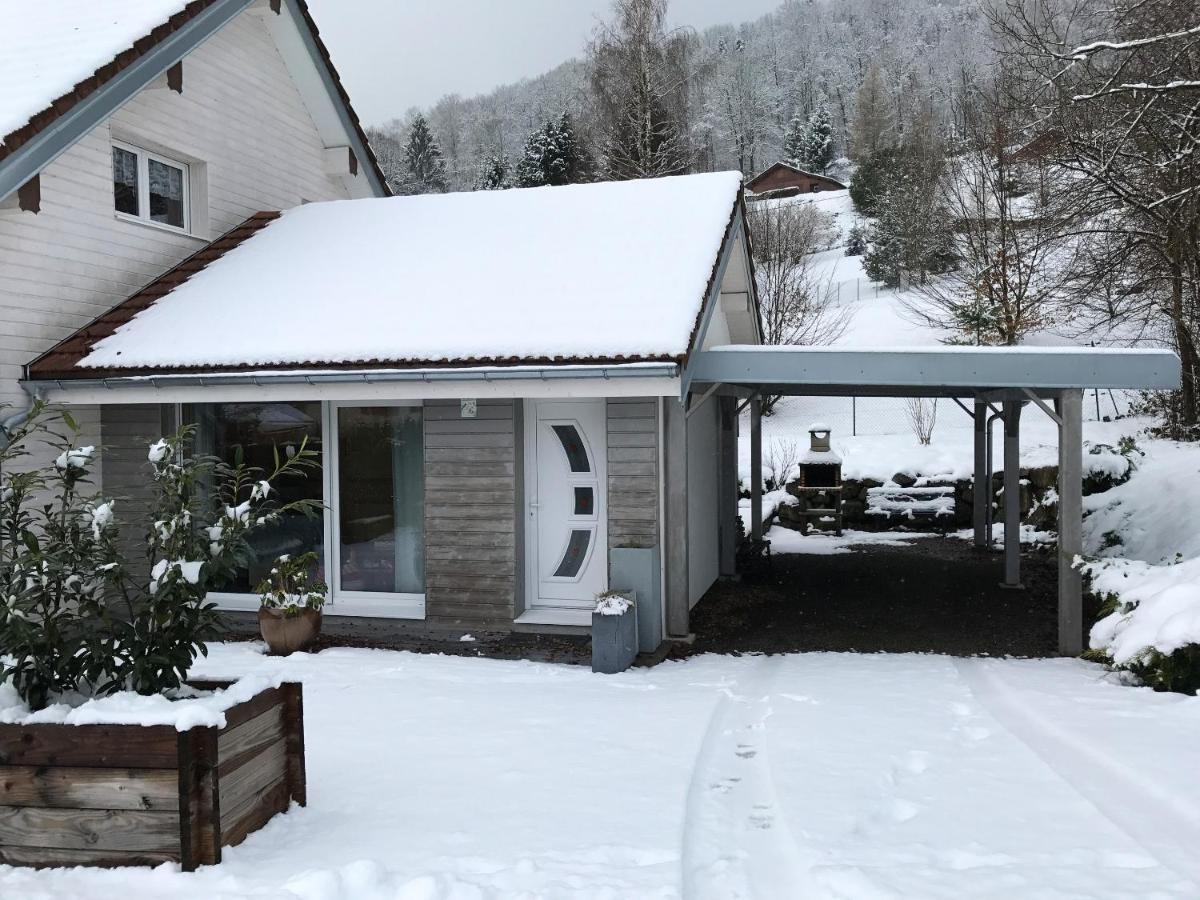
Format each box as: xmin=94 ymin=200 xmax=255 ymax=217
xmin=0 ymin=405 xmax=320 ymax=708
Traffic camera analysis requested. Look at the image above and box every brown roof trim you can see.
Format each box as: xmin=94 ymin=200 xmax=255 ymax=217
xmin=1 ymin=0 xmax=390 ymax=197
xmin=32 ymin=354 xmax=685 ymax=383
xmin=1 ymin=1 xmax=223 ymax=160
xmin=27 ymin=212 xmax=282 ymax=380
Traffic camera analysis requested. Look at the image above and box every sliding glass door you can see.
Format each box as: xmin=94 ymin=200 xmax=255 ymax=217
xmin=194 ymin=401 xmax=425 ymax=618
xmin=332 ymin=404 xmax=425 ymax=615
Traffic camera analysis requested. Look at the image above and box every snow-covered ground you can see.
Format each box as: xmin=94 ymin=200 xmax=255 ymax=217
xmin=4 ymin=644 xmax=1198 ymax=899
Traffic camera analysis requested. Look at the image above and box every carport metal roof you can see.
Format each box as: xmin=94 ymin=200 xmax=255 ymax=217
xmin=686 ymin=345 xmax=1182 ymax=398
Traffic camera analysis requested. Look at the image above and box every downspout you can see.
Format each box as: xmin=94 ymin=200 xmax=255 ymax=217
xmin=0 ymin=406 xmax=33 ymax=452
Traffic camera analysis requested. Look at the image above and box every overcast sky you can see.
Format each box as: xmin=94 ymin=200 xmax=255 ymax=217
xmin=306 ymin=0 xmax=781 ymax=126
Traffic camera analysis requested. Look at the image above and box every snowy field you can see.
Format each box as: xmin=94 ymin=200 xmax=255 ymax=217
xmin=4 ymin=643 xmax=1199 ymax=899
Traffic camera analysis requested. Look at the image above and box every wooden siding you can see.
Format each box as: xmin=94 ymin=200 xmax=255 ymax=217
xmin=423 ymin=400 xmax=518 ymax=628
xmin=0 ymin=682 xmax=304 ymax=872
xmin=100 ymin=405 xmax=170 ymax=569
xmin=0 ymin=8 xmax=356 ymax=469
xmin=607 ymin=398 xmax=659 ymax=551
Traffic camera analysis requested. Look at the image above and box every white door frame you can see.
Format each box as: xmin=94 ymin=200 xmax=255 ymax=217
xmin=326 ymin=401 xmax=425 ymax=619
xmin=521 ymin=399 xmax=608 ymax=623
xmin=208 ymin=399 xmax=426 ymax=619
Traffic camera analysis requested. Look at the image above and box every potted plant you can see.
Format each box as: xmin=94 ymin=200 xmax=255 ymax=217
xmin=257 ymin=551 xmax=327 ymax=655
xmin=592 ymin=589 xmax=638 ymax=674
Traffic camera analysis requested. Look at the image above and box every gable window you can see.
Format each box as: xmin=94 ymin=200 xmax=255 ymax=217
xmin=111 ymin=141 xmax=189 ymax=231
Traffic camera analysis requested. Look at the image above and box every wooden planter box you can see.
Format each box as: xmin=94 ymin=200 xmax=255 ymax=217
xmin=0 ymin=681 xmax=305 ymax=871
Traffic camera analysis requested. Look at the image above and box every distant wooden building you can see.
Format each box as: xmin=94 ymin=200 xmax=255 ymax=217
xmin=745 ymin=162 xmax=846 ymax=199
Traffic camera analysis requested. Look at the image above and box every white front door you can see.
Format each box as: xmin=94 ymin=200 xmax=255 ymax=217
xmin=525 ymin=400 xmax=608 ymax=610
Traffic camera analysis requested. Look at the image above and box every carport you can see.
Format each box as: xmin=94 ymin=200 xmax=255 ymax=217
xmin=685 ymin=345 xmax=1182 ymax=655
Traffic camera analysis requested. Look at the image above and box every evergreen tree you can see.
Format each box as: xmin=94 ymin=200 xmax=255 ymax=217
xmin=403 ymin=114 xmax=448 ymax=194
xmin=474 ymin=155 xmax=509 ymax=190
xmin=515 ymin=113 xmax=590 ymax=188
xmin=799 ymin=98 xmax=835 ymax=173
xmin=852 ymin=64 xmax=894 ymax=160
xmin=782 ymin=111 xmax=806 ymax=168
xmin=848 ymin=146 xmax=904 ymax=214
xmin=862 ymin=167 xmax=955 ymax=287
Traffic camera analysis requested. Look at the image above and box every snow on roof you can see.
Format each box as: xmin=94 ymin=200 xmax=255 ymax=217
xmin=77 ymin=172 xmax=745 ymax=370
xmin=0 ymin=1 xmax=191 ymax=144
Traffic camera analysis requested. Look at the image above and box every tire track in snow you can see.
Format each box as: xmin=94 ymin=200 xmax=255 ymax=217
xmin=953 ymin=658 xmax=1200 ymax=888
xmin=680 ymin=656 xmax=816 ymax=899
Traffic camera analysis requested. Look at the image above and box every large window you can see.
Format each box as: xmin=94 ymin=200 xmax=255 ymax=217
xmin=335 ymin=406 xmax=424 ymax=596
xmin=191 ymin=402 xmax=324 ymax=593
xmin=193 ymin=401 xmax=426 ymax=615
xmin=112 ymin=141 xmax=189 ymax=231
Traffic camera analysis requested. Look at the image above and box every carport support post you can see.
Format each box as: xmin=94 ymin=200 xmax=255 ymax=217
xmin=718 ymin=396 xmax=739 ymax=576
xmin=973 ymin=399 xmax=988 ymax=547
xmin=1002 ymin=400 xmax=1022 ymax=587
xmin=1056 ymin=390 xmax=1084 ymax=656
xmin=750 ymin=394 xmax=763 ymax=542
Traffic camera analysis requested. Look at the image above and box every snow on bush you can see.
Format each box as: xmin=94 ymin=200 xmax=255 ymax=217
xmin=0 ymin=403 xmax=321 ymax=710
xmin=1082 ymin=439 xmax=1200 ymax=692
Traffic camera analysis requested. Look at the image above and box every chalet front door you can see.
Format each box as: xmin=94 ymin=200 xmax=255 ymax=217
xmin=525 ymin=400 xmax=608 ymax=611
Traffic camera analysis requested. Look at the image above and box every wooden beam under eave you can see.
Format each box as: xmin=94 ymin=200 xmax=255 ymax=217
xmin=15 ymin=175 xmax=40 ymax=213
xmin=167 ymin=62 xmax=183 ymax=94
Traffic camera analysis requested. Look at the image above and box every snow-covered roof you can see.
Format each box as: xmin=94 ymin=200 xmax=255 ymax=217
xmin=0 ymin=1 xmax=191 ymax=146
xmin=64 ymin=172 xmax=745 ymax=372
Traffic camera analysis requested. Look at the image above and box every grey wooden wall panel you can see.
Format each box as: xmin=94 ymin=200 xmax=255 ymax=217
xmin=100 ymin=404 xmax=170 ymax=570
xmin=423 ymin=399 xmax=517 ymax=629
xmin=606 ymin=398 xmax=659 ymax=551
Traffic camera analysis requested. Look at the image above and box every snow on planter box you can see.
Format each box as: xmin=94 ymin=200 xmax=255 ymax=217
xmin=0 ymin=677 xmax=305 ymax=871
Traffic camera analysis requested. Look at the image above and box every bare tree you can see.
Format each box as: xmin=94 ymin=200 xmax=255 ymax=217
xmin=707 ymin=34 xmax=772 ymax=174
xmin=990 ymin=0 xmax=1200 ymax=432
xmin=904 ymin=74 xmax=1080 ymax=345
xmin=905 ymin=397 xmax=938 ymax=445
xmin=747 ymin=200 xmax=852 ymax=414
xmin=763 ymin=438 xmax=801 ymax=490
xmin=588 ymin=0 xmax=694 ymax=179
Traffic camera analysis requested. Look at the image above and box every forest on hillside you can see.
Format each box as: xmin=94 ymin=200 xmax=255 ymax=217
xmin=369 ymin=0 xmax=1199 ymax=438
xmin=368 ymin=0 xmax=988 ymax=189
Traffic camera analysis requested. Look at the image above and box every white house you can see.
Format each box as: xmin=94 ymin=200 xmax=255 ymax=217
xmin=1 ymin=1 xmax=761 ymax=650
xmin=22 ymin=173 xmax=761 ymax=648
xmin=0 ymin=0 xmax=388 ymax=463
xmin=7 ymin=3 xmax=1164 ymax=659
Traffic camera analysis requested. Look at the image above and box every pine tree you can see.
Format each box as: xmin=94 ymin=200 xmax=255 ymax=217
xmin=799 ymin=99 xmax=834 ymax=173
xmin=782 ymin=111 xmax=806 ymax=168
xmin=852 ymin=65 xmax=894 ymax=160
xmin=403 ymin=114 xmax=448 ymax=194
xmin=475 ymin=155 xmax=509 ymax=190
xmin=515 ymin=113 xmax=589 ymax=188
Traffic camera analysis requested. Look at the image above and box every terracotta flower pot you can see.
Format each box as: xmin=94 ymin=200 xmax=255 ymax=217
xmin=258 ymin=607 xmax=322 ymax=656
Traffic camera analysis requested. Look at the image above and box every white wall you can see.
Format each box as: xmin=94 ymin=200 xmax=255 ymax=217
xmin=686 ymin=394 xmax=720 ymax=608
xmin=0 ymin=7 xmax=362 ymax=477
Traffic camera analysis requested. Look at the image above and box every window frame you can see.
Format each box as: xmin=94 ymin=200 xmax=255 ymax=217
xmin=112 ymin=139 xmax=190 ymax=234
xmin=200 ymin=400 xmax=427 ymax=621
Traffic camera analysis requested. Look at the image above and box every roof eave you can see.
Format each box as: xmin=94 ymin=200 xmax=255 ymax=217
xmin=0 ymin=0 xmax=253 ymax=203
xmin=0 ymin=0 xmax=390 ymax=203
